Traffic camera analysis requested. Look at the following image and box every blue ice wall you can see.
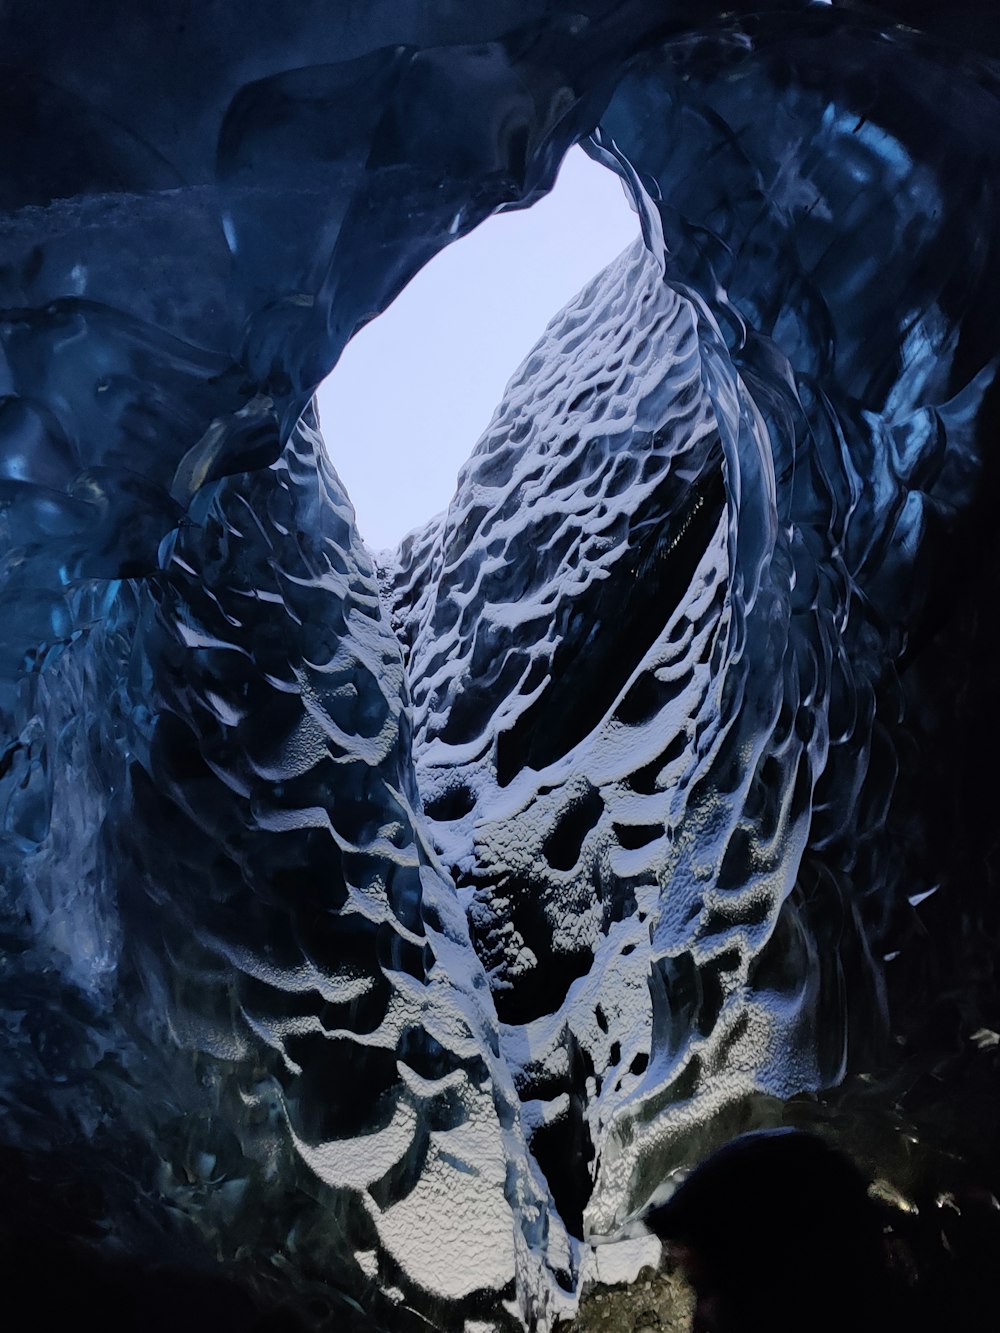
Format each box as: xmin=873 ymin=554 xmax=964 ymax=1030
xmin=2 ymin=4 xmax=999 ymax=1329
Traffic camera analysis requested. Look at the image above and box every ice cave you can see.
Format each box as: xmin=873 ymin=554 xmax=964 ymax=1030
xmin=1 ymin=3 xmax=999 ymax=1330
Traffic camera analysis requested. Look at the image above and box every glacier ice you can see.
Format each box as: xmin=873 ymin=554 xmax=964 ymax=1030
xmin=2 ymin=2 xmax=1000 ymax=1329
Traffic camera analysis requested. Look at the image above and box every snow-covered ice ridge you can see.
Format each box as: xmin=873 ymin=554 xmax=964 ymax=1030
xmin=393 ymin=236 xmax=792 ymax=1253
xmin=1 ymin=4 xmax=999 ymax=1331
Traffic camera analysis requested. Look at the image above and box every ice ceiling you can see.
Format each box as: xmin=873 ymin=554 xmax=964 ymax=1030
xmin=2 ymin=3 xmax=999 ymax=1330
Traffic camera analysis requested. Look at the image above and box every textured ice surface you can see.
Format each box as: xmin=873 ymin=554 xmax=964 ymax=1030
xmin=2 ymin=3 xmax=1000 ymax=1330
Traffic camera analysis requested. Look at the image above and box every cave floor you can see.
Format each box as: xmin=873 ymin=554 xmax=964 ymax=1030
xmin=571 ymin=1265 xmax=694 ymax=1333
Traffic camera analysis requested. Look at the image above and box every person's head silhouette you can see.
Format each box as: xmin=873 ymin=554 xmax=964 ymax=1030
xmin=645 ymin=1129 xmax=892 ymax=1333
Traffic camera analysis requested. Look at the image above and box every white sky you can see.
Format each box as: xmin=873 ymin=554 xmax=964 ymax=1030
xmin=315 ymin=145 xmax=640 ymax=552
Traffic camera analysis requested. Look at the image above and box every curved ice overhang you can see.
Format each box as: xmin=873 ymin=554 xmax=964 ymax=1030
xmin=3 ymin=4 xmax=1000 ymax=1329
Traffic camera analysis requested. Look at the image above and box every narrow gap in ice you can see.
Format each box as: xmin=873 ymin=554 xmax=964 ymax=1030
xmin=314 ymin=144 xmax=640 ymax=554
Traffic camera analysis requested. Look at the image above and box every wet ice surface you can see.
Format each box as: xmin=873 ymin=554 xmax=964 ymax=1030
xmin=2 ymin=4 xmax=1000 ymax=1330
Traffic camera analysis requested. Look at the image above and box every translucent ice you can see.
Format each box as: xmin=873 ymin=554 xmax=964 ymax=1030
xmin=2 ymin=3 xmax=999 ymax=1329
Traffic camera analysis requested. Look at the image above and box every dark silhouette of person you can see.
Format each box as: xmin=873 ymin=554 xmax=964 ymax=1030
xmin=644 ymin=1129 xmax=904 ymax=1333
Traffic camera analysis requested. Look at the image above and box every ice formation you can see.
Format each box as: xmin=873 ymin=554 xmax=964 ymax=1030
xmin=2 ymin=3 xmax=1000 ymax=1330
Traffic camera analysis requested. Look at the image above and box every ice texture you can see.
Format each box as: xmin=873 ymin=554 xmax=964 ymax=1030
xmin=2 ymin=3 xmax=1000 ymax=1329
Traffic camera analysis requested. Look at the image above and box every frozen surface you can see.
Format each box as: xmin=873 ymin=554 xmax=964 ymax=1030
xmin=2 ymin=3 xmax=1000 ymax=1330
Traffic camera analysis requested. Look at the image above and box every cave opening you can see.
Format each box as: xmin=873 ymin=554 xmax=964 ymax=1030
xmin=314 ymin=143 xmax=640 ymax=553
